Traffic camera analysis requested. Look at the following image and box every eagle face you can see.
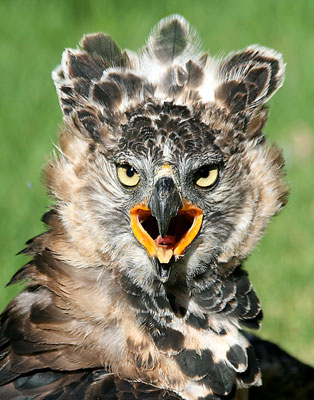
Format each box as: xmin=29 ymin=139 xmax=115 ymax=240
xmin=0 ymin=15 xmax=290 ymax=400
xmin=100 ymin=105 xmax=224 ymax=285
xmin=51 ymin=95 xmax=285 ymax=293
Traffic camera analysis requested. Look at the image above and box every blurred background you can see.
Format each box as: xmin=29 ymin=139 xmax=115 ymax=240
xmin=0 ymin=0 xmax=313 ymax=366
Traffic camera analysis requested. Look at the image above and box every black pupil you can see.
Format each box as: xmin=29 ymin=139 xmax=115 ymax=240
xmin=126 ymin=166 xmax=135 ymax=178
xmin=199 ymin=165 xmax=211 ymax=178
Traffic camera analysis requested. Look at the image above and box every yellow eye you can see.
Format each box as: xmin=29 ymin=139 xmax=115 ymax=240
xmin=117 ymin=164 xmax=140 ymax=187
xmin=194 ymin=165 xmax=219 ymax=188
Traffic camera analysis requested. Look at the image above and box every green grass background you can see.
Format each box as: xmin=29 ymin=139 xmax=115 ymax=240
xmin=1 ymin=0 xmax=313 ymax=366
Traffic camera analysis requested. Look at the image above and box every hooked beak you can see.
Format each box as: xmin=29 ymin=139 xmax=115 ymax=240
xmin=130 ymin=177 xmax=203 ymax=283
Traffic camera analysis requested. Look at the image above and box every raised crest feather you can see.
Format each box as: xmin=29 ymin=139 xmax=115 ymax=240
xmin=81 ymin=33 xmax=126 ymax=67
xmin=215 ymin=45 xmax=285 ymax=112
xmin=52 ymin=14 xmax=285 ymax=139
xmin=145 ymin=14 xmax=201 ymax=63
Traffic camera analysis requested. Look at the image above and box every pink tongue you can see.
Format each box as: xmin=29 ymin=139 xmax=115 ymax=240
xmin=156 ymin=235 xmax=176 ymax=246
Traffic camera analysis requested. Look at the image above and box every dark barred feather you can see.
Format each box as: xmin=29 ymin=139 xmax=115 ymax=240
xmin=192 ymin=267 xmax=263 ymax=330
xmin=1 ymin=337 xmax=313 ymax=399
xmin=216 ymin=46 xmax=284 ymax=112
xmin=0 ymin=364 xmax=182 ymax=400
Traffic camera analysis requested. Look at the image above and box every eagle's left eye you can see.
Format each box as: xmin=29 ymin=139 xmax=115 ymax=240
xmin=117 ymin=164 xmax=140 ymax=187
xmin=194 ymin=165 xmax=219 ymax=188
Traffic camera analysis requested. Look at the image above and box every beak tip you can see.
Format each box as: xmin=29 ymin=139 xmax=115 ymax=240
xmin=154 ymin=256 xmax=175 ymax=283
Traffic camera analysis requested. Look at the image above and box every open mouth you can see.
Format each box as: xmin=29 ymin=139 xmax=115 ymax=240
xmin=130 ymin=202 xmax=203 ymax=265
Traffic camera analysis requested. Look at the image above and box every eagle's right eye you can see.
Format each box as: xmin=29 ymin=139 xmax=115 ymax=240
xmin=117 ymin=164 xmax=140 ymax=188
xmin=194 ymin=165 xmax=219 ymax=189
